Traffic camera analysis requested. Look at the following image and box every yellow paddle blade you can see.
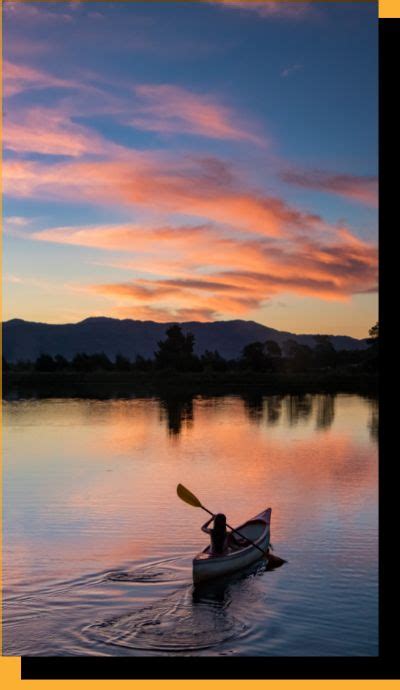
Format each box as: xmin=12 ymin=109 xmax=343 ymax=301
xmin=177 ymin=484 xmax=202 ymax=508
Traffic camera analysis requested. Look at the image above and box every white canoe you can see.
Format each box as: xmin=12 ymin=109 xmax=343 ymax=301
xmin=193 ymin=508 xmax=272 ymax=584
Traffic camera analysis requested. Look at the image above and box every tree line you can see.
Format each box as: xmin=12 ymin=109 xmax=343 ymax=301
xmin=3 ymin=323 xmax=378 ymax=375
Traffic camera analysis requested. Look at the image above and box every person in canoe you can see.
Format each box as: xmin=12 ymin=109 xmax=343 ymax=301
xmin=201 ymin=513 xmax=229 ymax=555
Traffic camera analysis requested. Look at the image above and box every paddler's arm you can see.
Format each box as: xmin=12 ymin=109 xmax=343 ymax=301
xmin=201 ymin=516 xmax=213 ymax=534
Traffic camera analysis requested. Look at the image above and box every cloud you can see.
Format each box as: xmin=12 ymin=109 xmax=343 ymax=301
xmin=281 ymin=168 xmax=378 ymax=207
xmin=3 ymin=105 xmax=111 ymax=157
xmin=213 ymin=2 xmax=313 ymax=20
xmin=112 ymin=305 xmax=218 ymax=323
xmin=3 ymin=155 xmax=327 ymax=239
xmin=32 ymin=218 xmax=378 ymax=319
xmin=281 ymin=63 xmax=303 ymax=78
xmin=129 ymin=83 xmax=266 ymax=144
xmin=3 ymin=216 xmax=31 ymax=227
xmin=3 ymin=60 xmax=80 ymax=98
xmin=4 ymin=2 xmax=75 ymax=24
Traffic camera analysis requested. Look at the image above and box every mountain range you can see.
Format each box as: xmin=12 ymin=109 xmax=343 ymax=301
xmin=2 ymin=317 xmax=368 ymax=363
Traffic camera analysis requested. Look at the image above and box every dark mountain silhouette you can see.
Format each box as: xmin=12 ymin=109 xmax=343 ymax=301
xmin=3 ymin=317 xmax=368 ymax=363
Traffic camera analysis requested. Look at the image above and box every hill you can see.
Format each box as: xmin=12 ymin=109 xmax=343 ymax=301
xmin=2 ymin=317 xmax=368 ymax=363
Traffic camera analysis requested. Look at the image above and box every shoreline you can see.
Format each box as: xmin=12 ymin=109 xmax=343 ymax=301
xmin=3 ymin=370 xmax=378 ymax=398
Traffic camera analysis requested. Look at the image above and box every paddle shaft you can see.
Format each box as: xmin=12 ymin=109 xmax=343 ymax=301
xmin=200 ymin=505 xmax=268 ymax=557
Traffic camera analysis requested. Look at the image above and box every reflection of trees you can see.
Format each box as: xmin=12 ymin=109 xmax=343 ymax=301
xmin=315 ymin=394 xmax=336 ymax=430
xmin=242 ymin=392 xmax=264 ymax=424
xmin=265 ymin=395 xmax=283 ymax=425
xmin=285 ymin=395 xmax=313 ymax=426
xmin=242 ymin=393 xmax=284 ymax=426
xmin=159 ymin=393 xmax=194 ymax=436
xmin=368 ymin=397 xmax=379 ymax=442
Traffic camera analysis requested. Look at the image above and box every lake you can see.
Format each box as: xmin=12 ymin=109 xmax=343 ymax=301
xmin=2 ymin=392 xmax=378 ymax=656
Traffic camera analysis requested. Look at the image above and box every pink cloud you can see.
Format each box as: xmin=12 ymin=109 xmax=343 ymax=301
xmin=3 ymin=105 xmax=110 ymax=157
xmin=3 ymin=60 xmax=79 ymax=98
xmin=130 ymin=83 xmax=266 ymax=144
xmin=281 ymin=168 xmax=378 ymax=207
xmin=213 ymin=2 xmax=313 ymax=20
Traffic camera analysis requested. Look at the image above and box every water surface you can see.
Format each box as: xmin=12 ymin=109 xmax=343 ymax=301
xmin=3 ymin=393 xmax=378 ymax=656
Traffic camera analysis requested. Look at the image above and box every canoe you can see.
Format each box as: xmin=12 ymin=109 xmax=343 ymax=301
xmin=193 ymin=508 xmax=272 ymax=584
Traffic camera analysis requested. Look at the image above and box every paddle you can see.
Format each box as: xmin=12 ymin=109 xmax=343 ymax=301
xmin=176 ymin=483 xmax=269 ymax=559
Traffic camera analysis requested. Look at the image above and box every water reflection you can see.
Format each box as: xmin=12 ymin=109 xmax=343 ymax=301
xmin=315 ymin=394 xmax=336 ymax=430
xmin=265 ymin=395 xmax=283 ymax=425
xmin=159 ymin=393 xmax=194 ymax=435
xmin=242 ymin=392 xmax=264 ymax=423
xmin=155 ymin=393 xmax=342 ymax=436
xmin=368 ymin=398 xmax=379 ymax=442
xmin=3 ymin=393 xmax=378 ymax=656
xmin=285 ymin=394 xmax=314 ymax=426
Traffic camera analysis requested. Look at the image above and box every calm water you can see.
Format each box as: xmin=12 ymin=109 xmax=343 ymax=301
xmin=2 ymin=393 xmax=378 ymax=656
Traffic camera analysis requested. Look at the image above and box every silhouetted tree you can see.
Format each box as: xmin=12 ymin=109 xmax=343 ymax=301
xmin=134 ymin=354 xmax=153 ymax=371
xmin=35 ymin=353 xmax=57 ymax=372
xmin=283 ymin=339 xmax=313 ymax=372
xmin=72 ymin=353 xmax=94 ymax=372
xmin=155 ymin=324 xmax=200 ymax=371
xmin=115 ymin=353 xmax=131 ymax=371
xmin=363 ymin=322 xmax=379 ymax=372
xmin=313 ymin=335 xmax=336 ymax=369
xmin=201 ymin=349 xmax=228 ymax=372
xmin=240 ymin=341 xmax=271 ymax=372
xmin=91 ymin=352 xmax=113 ymax=370
xmin=368 ymin=322 xmax=379 ymax=341
xmin=265 ymin=340 xmax=282 ymax=358
xmin=54 ymin=354 xmax=69 ymax=370
xmin=264 ymin=340 xmax=283 ymax=371
xmin=15 ymin=359 xmax=33 ymax=372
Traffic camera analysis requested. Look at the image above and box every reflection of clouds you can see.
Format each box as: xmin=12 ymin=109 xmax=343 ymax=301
xmin=5 ymin=395 xmax=377 ymax=591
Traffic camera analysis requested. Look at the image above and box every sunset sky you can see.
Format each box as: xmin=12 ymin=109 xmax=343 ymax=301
xmin=3 ymin=1 xmax=378 ymax=337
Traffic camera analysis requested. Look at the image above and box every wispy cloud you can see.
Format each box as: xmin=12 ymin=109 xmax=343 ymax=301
xmin=32 ymin=217 xmax=378 ymax=321
xmin=129 ymin=83 xmax=266 ymax=144
xmin=281 ymin=168 xmax=378 ymax=207
xmin=212 ymin=1 xmax=313 ymax=20
xmin=3 ymin=105 xmax=111 ymax=157
xmin=4 ymin=1 xmax=75 ymax=24
xmin=3 ymin=154 xmax=327 ymax=239
xmin=3 ymin=60 xmax=79 ymax=98
xmin=281 ymin=63 xmax=303 ymax=78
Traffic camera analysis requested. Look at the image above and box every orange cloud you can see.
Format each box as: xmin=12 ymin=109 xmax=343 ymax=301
xmin=44 ymin=214 xmax=377 ymax=320
xmin=130 ymin=83 xmax=266 ymax=145
xmin=281 ymin=168 xmax=378 ymax=207
xmin=4 ymin=155 xmax=326 ymax=239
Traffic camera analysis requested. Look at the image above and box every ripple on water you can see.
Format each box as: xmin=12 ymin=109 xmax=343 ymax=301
xmin=106 ymin=567 xmax=184 ymax=585
xmin=85 ymin=588 xmax=250 ymax=653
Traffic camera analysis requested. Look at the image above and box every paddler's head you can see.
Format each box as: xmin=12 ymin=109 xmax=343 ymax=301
xmin=214 ymin=513 xmax=226 ymax=530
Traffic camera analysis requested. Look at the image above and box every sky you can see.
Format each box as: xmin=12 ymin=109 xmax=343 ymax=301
xmin=3 ymin=1 xmax=378 ymax=337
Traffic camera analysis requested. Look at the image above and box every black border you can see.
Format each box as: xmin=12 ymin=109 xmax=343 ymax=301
xmin=20 ymin=14 xmax=399 ymax=683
